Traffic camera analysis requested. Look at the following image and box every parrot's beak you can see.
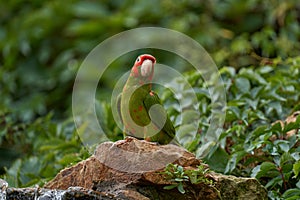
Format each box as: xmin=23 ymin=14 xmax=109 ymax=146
xmin=141 ymin=59 xmax=154 ymax=77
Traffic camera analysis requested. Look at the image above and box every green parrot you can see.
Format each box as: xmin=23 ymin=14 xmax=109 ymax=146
xmin=118 ymin=54 xmax=177 ymax=145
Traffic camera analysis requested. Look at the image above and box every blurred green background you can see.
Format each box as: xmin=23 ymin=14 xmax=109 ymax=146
xmin=1 ymin=0 xmax=300 ymax=198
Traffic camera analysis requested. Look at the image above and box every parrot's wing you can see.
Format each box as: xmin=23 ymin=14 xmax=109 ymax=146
xmin=143 ymin=91 xmax=176 ymax=140
xmin=117 ymin=93 xmax=123 ymax=124
xmin=117 ymin=93 xmax=128 ymax=139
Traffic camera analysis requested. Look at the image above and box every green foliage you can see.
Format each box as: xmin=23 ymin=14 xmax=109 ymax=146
xmin=161 ymin=58 xmax=300 ymax=198
xmin=0 ymin=112 xmax=89 ymax=187
xmin=162 ymin=164 xmax=189 ymax=194
xmin=95 ymin=101 xmax=123 ymax=142
xmin=162 ymin=163 xmax=214 ymax=194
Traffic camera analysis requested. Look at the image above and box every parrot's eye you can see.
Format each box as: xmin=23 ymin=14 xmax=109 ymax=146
xmin=136 ymin=57 xmax=140 ymax=63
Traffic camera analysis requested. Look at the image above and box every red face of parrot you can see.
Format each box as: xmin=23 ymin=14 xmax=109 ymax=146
xmin=131 ymin=54 xmax=156 ymax=80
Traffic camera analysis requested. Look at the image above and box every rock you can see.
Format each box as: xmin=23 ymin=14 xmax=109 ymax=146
xmin=0 ymin=179 xmax=8 ymax=190
xmin=44 ymin=137 xmax=267 ymax=200
xmin=0 ymin=179 xmax=8 ymax=200
xmin=4 ymin=186 xmax=115 ymax=200
xmin=212 ymin=173 xmax=268 ymax=200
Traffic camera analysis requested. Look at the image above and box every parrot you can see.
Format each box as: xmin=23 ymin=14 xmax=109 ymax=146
xmin=117 ymin=54 xmax=177 ymax=145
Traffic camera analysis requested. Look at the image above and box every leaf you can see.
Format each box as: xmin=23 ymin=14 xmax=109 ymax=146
xmin=196 ymin=141 xmax=217 ymax=158
xmin=204 ymin=147 xmax=228 ymax=173
xmin=176 ymin=124 xmax=198 ymax=142
xmin=268 ymin=101 xmax=283 ymax=116
xmin=72 ymin=1 xmax=108 ymax=18
xmin=177 ymin=165 xmax=184 ymax=173
xmin=250 ymin=86 xmax=263 ymax=99
xmin=5 ymin=159 xmax=22 ymax=187
xmin=194 ymin=88 xmax=210 ymax=98
xmin=268 ymin=90 xmax=287 ymax=102
xmin=163 ymin=184 xmax=178 ymax=190
xmin=283 ymin=121 xmax=300 ymax=133
xmin=280 ymin=152 xmax=294 ymax=175
xmin=251 ymin=125 xmax=268 ymax=138
xmin=265 ymin=176 xmax=282 ymax=189
xmin=224 ymin=151 xmax=246 ymax=174
xmin=235 ymin=77 xmax=250 ymax=93
xmin=245 ymin=98 xmax=259 ymax=110
xmin=177 ymin=182 xmax=185 ymax=194
xmin=226 ymin=106 xmax=240 ymax=120
xmin=293 ymin=161 xmax=300 ymax=178
xmin=254 ymin=162 xmax=279 ymax=179
xmin=291 ymin=152 xmax=300 ymax=161
xmin=274 ymin=140 xmax=291 ymax=153
xmin=181 ymin=110 xmax=200 ymax=124
xmin=251 ymin=165 xmax=261 ymax=178
xmin=257 ymin=65 xmax=273 ymax=74
xmin=219 ymin=66 xmax=236 ymax=77
xmin=175 ymin=178 xmax=184 ymax=182
xmin=282 ymin=188 xmax=300 ymax=199
xmin=271 ymin=121 xmax=283 ymax=132
xmin=239 ymin=68 xmax=267 ymax=85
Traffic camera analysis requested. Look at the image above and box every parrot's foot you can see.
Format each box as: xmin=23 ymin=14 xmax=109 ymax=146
xmin=145 ymin=137 xmax=160 ymax=145
xmin=124 ymin=136 xmax=135 ymax=142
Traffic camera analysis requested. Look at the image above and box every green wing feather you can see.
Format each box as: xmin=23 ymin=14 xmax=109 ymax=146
xmin=117 ymin=93 xmax=128 ymax=138
xmin=143 ymin=91 xmax=176 ymax=143
xmin=117 ymin=93 xmax=122 ymax=124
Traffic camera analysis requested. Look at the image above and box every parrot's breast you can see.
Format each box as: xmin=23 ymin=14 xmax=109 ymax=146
xmin=120 ymin=85 xmax=151 ymax=138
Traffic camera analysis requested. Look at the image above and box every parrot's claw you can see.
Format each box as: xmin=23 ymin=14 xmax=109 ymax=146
xmin=144 ymin=137 xmax=160 ymax=145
